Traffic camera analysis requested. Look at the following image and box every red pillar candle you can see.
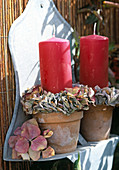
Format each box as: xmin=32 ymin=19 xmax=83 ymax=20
xmin=39 ymin=37 xmax=72 ymax=93
xmin=80 ymin=35 xmax=109 ymax=88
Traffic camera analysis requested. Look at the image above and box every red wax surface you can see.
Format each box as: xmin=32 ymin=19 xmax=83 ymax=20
xmin=39 ymin=37 xmax=72 ymax=93
xmin=80 ymin=35 xmax=109 ymax=88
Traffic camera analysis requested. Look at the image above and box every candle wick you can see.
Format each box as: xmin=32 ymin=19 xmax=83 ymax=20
xmin=53 ymin=25 xmax=55 ymax=37
xmin=93 ymin=23 xmax=97 ymax=35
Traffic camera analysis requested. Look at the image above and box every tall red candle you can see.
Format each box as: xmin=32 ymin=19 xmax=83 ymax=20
xmin=80 ymin=35 xmax=109 ymax=88
xmin=39 ymin=37 xmax=72 ymax=93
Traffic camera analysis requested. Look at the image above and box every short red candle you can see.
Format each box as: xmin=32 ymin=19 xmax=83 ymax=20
xmin=80 ymin=35 xmax=109 ymax=88
xmin=39 ymin=37 xmax=72 ymax=93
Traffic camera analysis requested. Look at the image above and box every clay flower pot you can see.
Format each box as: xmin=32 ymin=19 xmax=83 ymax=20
xmin=34 ymin=111 xmax=83 ymax=154
xmin=80 ymin=105 xmax=113 ymax=142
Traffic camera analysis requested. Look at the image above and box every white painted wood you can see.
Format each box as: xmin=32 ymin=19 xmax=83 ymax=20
xmin=8 ymin=0 xmax=75 ymax=95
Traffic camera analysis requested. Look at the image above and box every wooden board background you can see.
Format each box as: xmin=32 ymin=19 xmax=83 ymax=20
xmin=0 ymin=0 xmax=119 ymax=169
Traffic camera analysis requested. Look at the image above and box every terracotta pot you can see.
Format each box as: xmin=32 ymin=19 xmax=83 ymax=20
xmin=80 ymin=105 xmax=113 ymax=142
xmin=34 ymin=111 xmax=83 ymax=154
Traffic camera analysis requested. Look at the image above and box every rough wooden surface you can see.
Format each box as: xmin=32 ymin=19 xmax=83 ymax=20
xmin=0 ymin=0 xmax=119 ymax=169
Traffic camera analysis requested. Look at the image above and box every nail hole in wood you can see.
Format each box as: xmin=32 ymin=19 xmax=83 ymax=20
xmin=40 ymin=4 xmax=43 ymax=8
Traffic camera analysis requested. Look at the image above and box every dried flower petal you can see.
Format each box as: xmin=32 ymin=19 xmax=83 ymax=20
xmin=12 ymin=148 xmax=21 ymax=159
xmin=19 ymin=153 xmax=30 ymax=160
xmin=29 ymin=147 xmax=41 ymax=161
xmin=21 ymin=126 xmax=29 ymax=140
xmin=42 ymin=146 xmax=55 ymax=158
xmin=43 ymin=129 xmax=53 ymax=138
xmin=31 ymin=135 xmax=47 ymax=151
xmin=8 ymin=136 xmax=20 ymax=148
xmin=27 ymin=118 xmax=39 ymax=126
xmin=21 ymin=84 xmax=119 ymax=116
xmin=14 ymin=127 xmax=21 ymax=136
xmin=21 ymin=123 xmax=41 ymax=140
xmin=15 ymin=137 xmax=29 ymax=153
